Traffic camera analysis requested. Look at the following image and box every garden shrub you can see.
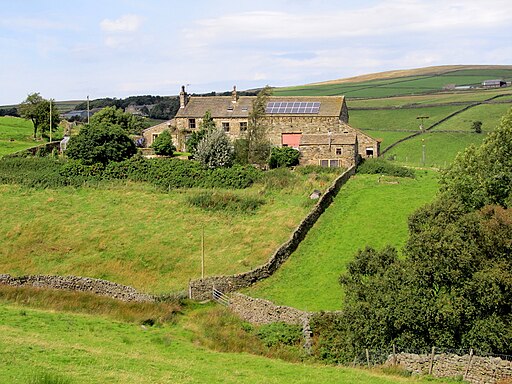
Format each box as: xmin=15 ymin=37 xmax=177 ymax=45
xmin=268 ymin=147 xmax=300 ymax=168
xmin=357 ymin=158 xmax=415 ymax=178
xmin=151 ymin=130 xmax=176 ymax=156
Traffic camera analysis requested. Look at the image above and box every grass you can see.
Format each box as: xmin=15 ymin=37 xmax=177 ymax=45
xmin=0 ymin=171 xmax=336 ymax=295
xmin=0 ymin=116 xmax=37 ymax=156
xmin=430 ymin=103 xmax=512 ymax=132
xmin=0 ymin=298 xmax=454 ymax=384
xmin=275 ymin=68 xmax=512 ymax=98
xmin=349 ymin=105 xmax=463 ymax=131
xmin=247 ymin=171 xmax=439 ymax=311
xmin=384 ymin=132 xmax=486 ymax=168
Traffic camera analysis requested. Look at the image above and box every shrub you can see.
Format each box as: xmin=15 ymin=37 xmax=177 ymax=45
xmin=269 ymin=147 xmax=300 ymax=168
xmin=151 ymin=130 xmax=176 ymax=156
xmin=195 ymin=128 xmax=234 ymax=169
xmin=66 ymin=124 xmax=137 ymax=165
xmin=357 ymin=158 xmax=415 ymax=178
xmin=255 ymin=322 xmax=303 ymax=348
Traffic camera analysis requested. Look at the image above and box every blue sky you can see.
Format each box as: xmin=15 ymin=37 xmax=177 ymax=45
xmin=1 ymin=0 xmax=511 ymax=105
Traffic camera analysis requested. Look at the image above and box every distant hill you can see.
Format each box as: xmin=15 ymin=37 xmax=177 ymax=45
xmin=275 ymin=65 xmax=512 ymax=99
xmin=308 ymin=65 xmax=512 ymax=86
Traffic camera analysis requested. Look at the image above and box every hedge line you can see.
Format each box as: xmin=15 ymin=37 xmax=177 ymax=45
xmin=0 ymin=156 xmax=263 ymax=190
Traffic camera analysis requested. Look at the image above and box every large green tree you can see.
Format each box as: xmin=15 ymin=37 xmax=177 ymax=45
xmin=89 ymin=106 xmax=144 ymax=135
xmin=312 ymin=108 xmax=512 ymax=362
xmin=18 ymin=93 xmax=60 ymax=139
xmin=66 ymin=123 xmax=137 ymax=165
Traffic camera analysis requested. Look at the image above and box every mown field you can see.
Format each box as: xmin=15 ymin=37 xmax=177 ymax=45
xmin=248 ymin=171 xmax=439 ymax=311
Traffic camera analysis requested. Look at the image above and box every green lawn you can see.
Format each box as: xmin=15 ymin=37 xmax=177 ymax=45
xmin=247 ymin=171 xmax=439 ymax=311
xmin=0 ymin=302 xmax=451 ymax=384
xmin=0 ymin=116 xmax=37 ymax=156
xmin=0 ymin=171 xmax=335 ymax=295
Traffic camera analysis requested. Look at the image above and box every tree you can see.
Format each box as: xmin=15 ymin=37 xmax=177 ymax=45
xmin=186 ymin=110 xmax=216 ymax=155
xmin=440 ymin=107 xmax=512 ymax=209
xmin=268 ymin=147 xmax=300 ymax=168
xmin=89 ymin=106 xmax=141 ymax=134
xmin=65 ymin=123 xmax=137 ymax=165
xmin=151 ymin=130 xmax=176 ymax=156
xmin=18 ymin=93 xmax=60 ymax=139
xmin=245 ymin=86 xmax=272 ymax=166
xmin=195 ymin=128 xmax=234 ymax=169
xmin=472 ymin=120 xmax=482 ymax=133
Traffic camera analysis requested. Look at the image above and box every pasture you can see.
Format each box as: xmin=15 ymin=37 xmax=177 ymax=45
xmin=0 ymin=170 xmax=335 ymax=294
xmin=0 ymin=116 xmax=37 ymax=157
xmin=248 ymin=171 xmax=439 ymax=311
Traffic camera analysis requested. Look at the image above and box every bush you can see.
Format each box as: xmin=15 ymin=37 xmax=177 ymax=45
xmin=151 ymin=130 xmax=176 ymax=156
xmin=357 ymin=158 xmax=415 ymax=178
xmin=195 ymin=128 xmax=234 ymax=169
xmin=256 ymin=322 xmax=303 ymax=348
xmin=66 ymin=124 xmax=137 ymax=165
xmin=269 ymin=147 xmax=300 ymax=168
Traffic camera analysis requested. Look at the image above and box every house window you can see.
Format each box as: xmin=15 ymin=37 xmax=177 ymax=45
xmin=320 ymin=159 xmax=340 ymax=168
xmin=240 ymin=121 xmax=248 ymax=132
xmin=335 ymin=147 xmax=342 ymax=155
xmin=188 ymin=119 xmax=196 ymax=129
xmin=222 ymin=122 xmax=230 ymax=132
xmin=366 ymin=147 xmax=374 ymax=157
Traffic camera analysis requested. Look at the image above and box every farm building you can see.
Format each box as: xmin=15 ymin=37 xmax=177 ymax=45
xmin=482 ymin=79 xmax=507 ymax=88
xmin=143 ymin=86 xmax=379 ymax=167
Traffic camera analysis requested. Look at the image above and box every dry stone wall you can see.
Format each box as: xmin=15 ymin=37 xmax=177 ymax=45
xmin=388 ymin=352 xmax=512 ymax=384
xmin=189 ymin=165 xmax=357 ymax=300
xmin=0 ymin=274 xmax=155 ymax=302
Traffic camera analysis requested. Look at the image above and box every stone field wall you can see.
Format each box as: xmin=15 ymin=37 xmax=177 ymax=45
xmin=188 ymin=165 xmax=357 ymax=300
xmin=0 ymin=274 xmax=155 ymax=302
xmin=388 ymin=352 xmax=512 ymax=384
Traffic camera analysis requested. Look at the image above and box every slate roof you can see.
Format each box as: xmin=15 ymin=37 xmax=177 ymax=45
xmin=175 ymin=96 xmax=345 ymax=119
xmin=300 ymin=133 xmax=356 ymax=146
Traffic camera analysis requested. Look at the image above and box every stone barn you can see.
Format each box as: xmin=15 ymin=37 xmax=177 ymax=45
xmin=143 ymin=86 xmax=379 ymax=167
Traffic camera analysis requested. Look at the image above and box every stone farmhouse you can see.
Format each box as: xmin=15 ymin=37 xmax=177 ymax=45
xmin=142 ymin=86 xmax=380 ymax=167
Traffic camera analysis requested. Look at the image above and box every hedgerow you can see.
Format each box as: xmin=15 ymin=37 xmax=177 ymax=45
xmin=357 ymin=158 xmax=415 ymax=178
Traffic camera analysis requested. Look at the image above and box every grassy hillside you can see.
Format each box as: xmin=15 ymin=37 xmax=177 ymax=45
xmin=0 ymin=116 xmax=37 ymax=157
xmin=0 ymin=171 xmax=335 ymax=294
xmin=0 ymin=297 xmax=454 ymax=384
xmin=248 ymin=171 xmax=439 ymax=311
xmin=276 ymin=66 xmax=512 ymax=98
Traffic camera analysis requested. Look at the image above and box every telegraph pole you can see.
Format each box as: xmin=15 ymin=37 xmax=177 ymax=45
xmin=417 ymin=116 xmax=429 ymax=167
xmin=49 ymin=99 xmax=52 ymax=143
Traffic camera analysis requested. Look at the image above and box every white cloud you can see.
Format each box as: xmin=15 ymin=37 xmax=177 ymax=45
xmin=100 ymin=14 xmax=143 ymax=33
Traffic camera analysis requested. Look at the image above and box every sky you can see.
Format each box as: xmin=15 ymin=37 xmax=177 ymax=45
xmin=1 ymin=0 xmax=511 ymax=105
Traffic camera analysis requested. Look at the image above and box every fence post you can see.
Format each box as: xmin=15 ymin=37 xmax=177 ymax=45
xmin=428 ymin=346 xmax=436 ymax=375
xmin=464 ymin=348 xmax=474 ymax=379
xmin=366 ymin=349 xmax=370 ymax=369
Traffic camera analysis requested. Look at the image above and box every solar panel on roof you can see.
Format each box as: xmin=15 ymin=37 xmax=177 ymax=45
xmin=265 ymin=101 xmax=321 ymax=114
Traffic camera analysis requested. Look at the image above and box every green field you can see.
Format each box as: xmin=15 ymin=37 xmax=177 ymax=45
xmin=247 ymin=171 xmax=439 ymax=311
xmin=384 ymin=132 xmax=486 ymax=168
xmin=0 ymin=116 xmax=37 ymax=156
xmin=350 ymin=105 xmax=462 ymax=131
xmin=0 ymin=299 xmax=454 ymax=384
xmin=0 ymin=171 xmax=336 ymax=294
xmin=276 ymin=68 xmax=512 ymax=98
xmin=430 ymin=103 xmax=511 ymax=132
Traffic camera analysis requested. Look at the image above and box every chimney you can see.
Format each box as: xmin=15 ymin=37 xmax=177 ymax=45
xmin=231 ymin=85 xmax=238 ymax=103
xmin=180 ymin=85 xmax=188 ymax=108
